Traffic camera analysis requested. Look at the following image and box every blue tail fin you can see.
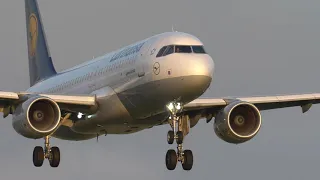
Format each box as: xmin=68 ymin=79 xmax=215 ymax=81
xmin=25 ymin=0 xmax=57 ymax=86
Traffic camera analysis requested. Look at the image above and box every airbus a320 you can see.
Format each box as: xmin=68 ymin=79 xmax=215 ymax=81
xmin=2 ymin=0 xmax=320 ymax=170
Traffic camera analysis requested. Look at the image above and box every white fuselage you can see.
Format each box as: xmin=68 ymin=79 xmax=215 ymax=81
xmin=26 ymin=32 xmax=214 ymax=140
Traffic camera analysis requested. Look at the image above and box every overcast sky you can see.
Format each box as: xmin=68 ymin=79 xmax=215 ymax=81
xmin=0 ymin=0 xmax=320 ymax=179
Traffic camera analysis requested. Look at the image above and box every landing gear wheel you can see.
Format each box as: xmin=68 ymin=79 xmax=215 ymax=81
xmin=33 ymin=146 xmax=44 ymax=167
xmin=182 ymin=150 xmax=193 ymax=171
xmin=176 ymin=131 xmax=184 ymax=144
xmin=165 ymin=149 xmax=177 ymax=170
xmin=167 ymin=131 xmax=174 ymax=144
xmin=166 ymin=101 xmax=193 ymax=171
xmin=49 ymin=147 xmax=60 ymax=168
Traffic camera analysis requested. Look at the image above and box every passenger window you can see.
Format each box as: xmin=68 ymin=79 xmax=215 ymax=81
xmin=163 ymin=45 xmax=174 ymax=56
xmin=192 ymin=46 xmax=206 ymax=54
xmin=156 ymin=46 xmax=167 ymax=57
xmin=175 ymin=46 xmax=192 ymax=53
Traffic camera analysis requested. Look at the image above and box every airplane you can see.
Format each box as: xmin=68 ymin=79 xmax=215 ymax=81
xmin=2 ymin=0 xmax=319 ymax=170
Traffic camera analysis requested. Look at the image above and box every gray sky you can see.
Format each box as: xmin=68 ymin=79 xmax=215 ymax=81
xmin=0 ymin=0 xmax=320 ymax=179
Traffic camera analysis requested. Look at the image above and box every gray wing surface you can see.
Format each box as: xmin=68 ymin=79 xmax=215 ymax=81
xmin=0 ymin=91 xmax=97 ymax=117
xmin=183 ymin=93 xmax=320 ymax=127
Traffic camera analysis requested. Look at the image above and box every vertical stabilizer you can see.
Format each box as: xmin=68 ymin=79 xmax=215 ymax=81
xmin=25 ymin=0 xmax=57 ymax=86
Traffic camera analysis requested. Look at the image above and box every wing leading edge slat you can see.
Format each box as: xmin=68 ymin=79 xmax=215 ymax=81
xmin=0 ymin=91 xmax=97 ymax=115
xmin=184 ymin=93 xmax=320 ymax=115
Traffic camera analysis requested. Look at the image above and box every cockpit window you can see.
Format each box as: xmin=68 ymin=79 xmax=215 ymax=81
xmin=156 ymin=45 xmax=206 ymax=58
xmin=156 ymin=46 xmax=167 ymax=57
xmin=163 ymin=45 xmax=174 ymax=56
xmin=192 ymin=46 xmax=206 ymax=54
xmin=175 ymin=46 xmax=192 ymax=53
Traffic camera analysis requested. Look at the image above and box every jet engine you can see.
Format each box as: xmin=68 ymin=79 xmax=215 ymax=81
xmin=214 ymin=101 xmax=262 ymax=144
xmin=12 ymin=96 xmax=61 ymax=139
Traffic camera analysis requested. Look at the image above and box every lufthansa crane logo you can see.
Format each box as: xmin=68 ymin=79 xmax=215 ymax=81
xmin=153 ymin=62 xmax=160 ymax=75
xmin=29 ymin=13 xmax=38 ymax=57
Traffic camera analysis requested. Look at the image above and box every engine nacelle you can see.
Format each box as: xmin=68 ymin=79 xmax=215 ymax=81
xmin=12 ymin=96 xmax=61 ymax=139
xmin=214 ymin=101 xmax=262 ymax=144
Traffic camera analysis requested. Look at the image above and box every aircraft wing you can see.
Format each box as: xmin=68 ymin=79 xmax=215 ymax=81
xmin=183 ymin=93 xmax=320 ymax=127
xmin=0 ymin=91 xmax=97 ymax=117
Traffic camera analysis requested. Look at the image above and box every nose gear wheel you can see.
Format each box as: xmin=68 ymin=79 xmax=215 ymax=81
xmin=165 ymin=101 xmax=194 ymax=171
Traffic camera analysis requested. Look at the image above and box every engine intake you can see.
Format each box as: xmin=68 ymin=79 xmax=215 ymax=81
xmin=12 ymin=96 xmax=61 ymax=139
xmin=214 ymin=101 xmax=261 ymax=144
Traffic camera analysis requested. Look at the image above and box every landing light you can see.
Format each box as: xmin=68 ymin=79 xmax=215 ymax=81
xmin=166 ymin=102 xmax=182 ymax=114
xmin=77 ymin=112 xmax=84 ymax=119
xmin=176 ymin=103 xmax=181 ymax=110
xmin=167 ymin=103 xmax=174 ymax=112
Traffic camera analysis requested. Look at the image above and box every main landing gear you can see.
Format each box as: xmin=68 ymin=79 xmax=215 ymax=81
xmin=33 ymin=136 xmax=60 ymax=168
xmin=165 ymin=102 xmax=193 ymax=171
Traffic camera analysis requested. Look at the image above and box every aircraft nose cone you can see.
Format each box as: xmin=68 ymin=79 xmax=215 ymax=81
xmin=187 ymin=55 xmax=214 ymax=79
xmin=173 ymin=55 xmax=214 ymax=102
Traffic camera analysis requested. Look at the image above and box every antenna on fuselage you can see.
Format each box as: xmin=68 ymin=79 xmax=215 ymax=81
xmin=172 ymin=25 xmax=178 ymax=32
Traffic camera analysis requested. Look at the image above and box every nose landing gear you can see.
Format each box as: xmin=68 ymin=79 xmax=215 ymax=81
xmin=165 ymin=102 xmax=194 ymax=171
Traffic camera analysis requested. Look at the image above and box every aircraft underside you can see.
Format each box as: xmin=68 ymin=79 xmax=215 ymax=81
xmin=52 ymin=75 xmax=211 ymax=141
xmin=48 ymin=75 xmax=211 ymax=170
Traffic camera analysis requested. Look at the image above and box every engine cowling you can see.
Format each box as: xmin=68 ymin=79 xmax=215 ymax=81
xmin=214 ymin=101 xmax=262 ymax=144
xmin=12 ymin=96 xmax=61 ymax=139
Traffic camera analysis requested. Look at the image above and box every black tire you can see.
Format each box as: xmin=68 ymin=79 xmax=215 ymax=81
xmin=49 ymin=147 xmax=60 ymax=168
xmin=176 ymin=131 xmax=184 ymax=144
xmin=165 ymin=149 xmax=177 ymax=170
xmin=33 ymin=146 xmax=44 ymax=167
xmin=167 ymin=131 xmax=174 ymax=144
xmin=182 ymin=150 xmax=193 ymax=171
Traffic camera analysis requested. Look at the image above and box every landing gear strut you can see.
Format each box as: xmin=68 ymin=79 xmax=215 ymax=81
xmin=33 ymin=136 xmax=60 ymax=167
xmin=165 ymin=102 xmax=193 ymax=171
